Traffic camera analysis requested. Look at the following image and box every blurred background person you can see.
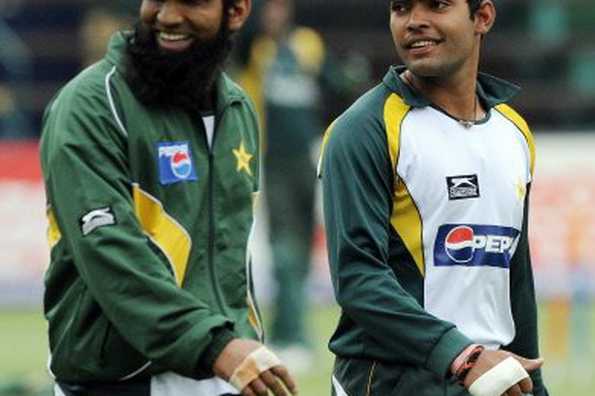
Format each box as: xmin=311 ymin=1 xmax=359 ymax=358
xmin=0 ymin=0 xmax=33 ymax=139
xmin=79 ymin=1 xmax=136 ymax=66
xmin=240 ymin=0 xmax=330 ymax=367
xmin=237 ymin=0 xmax=368 ymax=370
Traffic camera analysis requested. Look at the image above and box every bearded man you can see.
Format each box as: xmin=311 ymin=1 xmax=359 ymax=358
xmin=40 ymin=1 xmax=296 ymax=396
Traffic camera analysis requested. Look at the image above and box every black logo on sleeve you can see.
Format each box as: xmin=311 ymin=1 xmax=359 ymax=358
xmin=446 ymin=175 xmax=480 ymax=200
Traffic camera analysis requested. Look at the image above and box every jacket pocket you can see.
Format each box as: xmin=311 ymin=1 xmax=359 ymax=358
xmin=98 ymin=322 xmax=150 ymax=380
xmin=392 ymin=366 xmax=447 ymax=396
xmin=334 ymin=357 xmax=403 ymax=396
xmin=366 ymin=361 xmax=404 ymax=395
xmin=66 ymin=288 xmax=148 ymax=381
xmin=66 ymin=287 xmax=107 ymax=377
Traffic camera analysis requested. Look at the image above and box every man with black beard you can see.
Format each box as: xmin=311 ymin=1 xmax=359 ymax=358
xmin=39 ymin=1 xmax=297 ymax=395
xmin=125 ymin=18 xmax=231 ymax=111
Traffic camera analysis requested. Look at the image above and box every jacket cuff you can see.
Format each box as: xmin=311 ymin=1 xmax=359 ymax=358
xmin=197 ymin=327 xmax=236 ymax=375
xmin=425 ymin=328 xmax=473 ymax=378
xmin=529 ymin=368 xmax=548 ymax=396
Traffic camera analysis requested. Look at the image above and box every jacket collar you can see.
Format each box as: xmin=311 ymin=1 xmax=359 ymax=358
xmin=105 ymin=31 xmax=244 ymax=113
xmin=382 ymin=65 xmax=520 ymax=109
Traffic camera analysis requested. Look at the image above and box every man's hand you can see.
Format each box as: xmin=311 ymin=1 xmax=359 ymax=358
xmin=463 ymin=350 xmax=543 ymax=396
xmin=213 ymin=339 xmax=298 ymax=396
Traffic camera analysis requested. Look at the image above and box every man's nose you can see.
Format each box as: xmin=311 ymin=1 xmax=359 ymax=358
xmin=157 ymin=2 xmax=184 ymax=27
xmin=406 ymin=3 xmax=431 ymax=31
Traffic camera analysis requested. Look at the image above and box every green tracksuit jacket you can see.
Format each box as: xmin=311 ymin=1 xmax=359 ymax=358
xmin=319 ymin=66 xmax=547 ymax=396
xmin=40 ymin=32 xmax=262 ymax=383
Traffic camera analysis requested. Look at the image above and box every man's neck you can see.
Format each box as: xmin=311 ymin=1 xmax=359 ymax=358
xmin=402 ymin=68 xmax=484 ymax=123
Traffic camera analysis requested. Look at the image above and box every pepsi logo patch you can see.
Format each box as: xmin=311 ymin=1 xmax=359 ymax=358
xmin=157 ymin=142 xmax=198 ymax=185
xmin=446 ymin=174 xmax=480 ymax=200
xmin=444 ymin=225 xmax=475 ymax=263
xmin=434 ymin=224 xmax=520 ymax=268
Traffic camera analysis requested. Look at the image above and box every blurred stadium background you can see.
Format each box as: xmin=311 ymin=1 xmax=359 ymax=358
xmin=1 ymin=0 xmax=594 ymax=395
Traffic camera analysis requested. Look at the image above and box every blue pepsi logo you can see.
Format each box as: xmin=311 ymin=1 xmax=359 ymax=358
xmin=434 ymin=224 xmax=520 ymax=268
xmin=445 ymin=226 xmax=475 ymax=263
xmin=171 ymin=151 xmax=192 ymax=179
xmin=157 ymin=141 xmax=198 ymax=185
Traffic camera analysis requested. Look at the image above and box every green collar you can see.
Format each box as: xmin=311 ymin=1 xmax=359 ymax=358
xmin=104 ymin=31 xmax=244 ymax=113
xmin=382 ymin=65 xmax=520 ymax=109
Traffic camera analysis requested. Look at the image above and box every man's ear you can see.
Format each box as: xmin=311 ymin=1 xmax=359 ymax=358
xmin=474 ymin=0 xmax=496 ymax=35
xmin=227 ymin=0 xmax=252 ymax=32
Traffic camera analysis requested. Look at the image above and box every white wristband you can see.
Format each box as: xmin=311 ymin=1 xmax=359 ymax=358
xmin=229 ymin=347 xmax=281 ymax=391
xmin=468 ymin=357 xmax=529 ymax=396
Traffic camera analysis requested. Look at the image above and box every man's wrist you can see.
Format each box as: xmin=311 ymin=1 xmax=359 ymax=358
xmin=200 ymin=327 xmax=236 ymax=375
xmin=426 ymin=328 xmax=474 ymax=377
xmin=451 ymin=344 xmax=484 ymax=383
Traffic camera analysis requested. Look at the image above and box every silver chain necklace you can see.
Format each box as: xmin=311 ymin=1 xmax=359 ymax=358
xmin=402 ymin=72 xmax=478 ymax=128
xmin=457 ymin=96 xmax=478 ymax=129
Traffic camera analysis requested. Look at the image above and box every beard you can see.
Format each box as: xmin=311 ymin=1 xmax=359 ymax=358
xmin=124 ymin=19 xmax=233 ymax=111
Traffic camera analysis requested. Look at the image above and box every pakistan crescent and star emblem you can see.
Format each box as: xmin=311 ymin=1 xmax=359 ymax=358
xmin=233 ymin=141 xmax=253 ymax=176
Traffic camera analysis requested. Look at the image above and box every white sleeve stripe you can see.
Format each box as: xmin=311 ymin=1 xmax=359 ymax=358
xmin=118 ymin=361 xmax=152 ymax=381
xmin=105 ymin=66 xmax=129 ymax=137
xmin=332 ymin=375 xmax=350 ymax=396
xmin=53 ymin=384 xmax=66 ymax=396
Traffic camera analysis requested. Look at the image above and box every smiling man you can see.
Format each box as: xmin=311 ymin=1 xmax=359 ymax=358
xmin=319 ymin=1 xmax=548 ymax=395
xmin=39 ymin=1 xmax=297 ymax=396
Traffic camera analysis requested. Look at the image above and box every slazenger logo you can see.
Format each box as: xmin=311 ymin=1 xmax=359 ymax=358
xmin=446 ymin=174 xmax=480 ymax=200
xmin=433 ymin=224 xmax=520 ymax=268
xmin=80 ymin=207 xmax=116 ymax=236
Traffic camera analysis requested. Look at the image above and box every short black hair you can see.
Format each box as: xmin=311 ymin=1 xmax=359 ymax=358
xmin=468 ymin=0 xmax=482 ymax=16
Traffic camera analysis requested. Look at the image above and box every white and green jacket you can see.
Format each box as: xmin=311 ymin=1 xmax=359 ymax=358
xmin=319 ymin=66 xmax=547 ymax=396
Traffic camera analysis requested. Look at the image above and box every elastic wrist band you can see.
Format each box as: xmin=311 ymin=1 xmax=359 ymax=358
xmin=455 ymin=344 xmax=484 ymax=384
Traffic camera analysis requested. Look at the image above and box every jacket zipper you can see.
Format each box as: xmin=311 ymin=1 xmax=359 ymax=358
xmin=205 ymin=99 xmax=240 ymax=315
xmin=207 ymin=150 xmax=227 ymax=315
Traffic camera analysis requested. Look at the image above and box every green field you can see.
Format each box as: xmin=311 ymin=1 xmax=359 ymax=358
xmin=1 ymin=304 xmax=593 ymax=395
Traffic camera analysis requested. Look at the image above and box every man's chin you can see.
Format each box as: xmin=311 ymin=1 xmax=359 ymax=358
xmin=405 ymin=58 xmax=465 ymax=81
xmin=405 ymin=61 xmax=443 ymax=78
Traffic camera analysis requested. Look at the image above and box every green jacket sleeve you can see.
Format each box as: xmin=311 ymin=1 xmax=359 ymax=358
xmin=504 ymin=184 xmax=548 ymax=395
xmin=41 ymin=84 xmax=235 ymax=378
xmin=320 ymin=112 xmax=472 ymax=377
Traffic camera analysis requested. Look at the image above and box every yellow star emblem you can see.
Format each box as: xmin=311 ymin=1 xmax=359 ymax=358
xmin=233 ymin=141 xmax=253 ymax=176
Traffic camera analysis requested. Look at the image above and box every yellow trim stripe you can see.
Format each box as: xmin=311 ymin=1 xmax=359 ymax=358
xmin=133 ymin=185 xmax=191 ymax=287
xmin=384 ymin=94 xmax=426 ymax=276
xmin=46 ymin=207 xmax=62 ymax=249
xmin=392 ymin=182 xmax=425 ymax=276
xmin=247 ymin=292 xmax=264 ymax=341
xmin=365 ymin=361 xmax=377 ymax=396
xmin=383 ymin=94 xmax=405 ymax=170
xmin=495 ymin=104 xmax=536 ymax=176
xmin=316 ymin=119 xmax=338 ymax=177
